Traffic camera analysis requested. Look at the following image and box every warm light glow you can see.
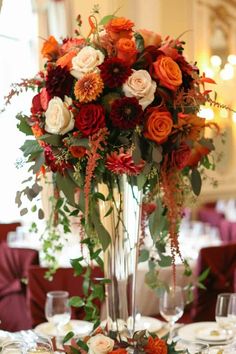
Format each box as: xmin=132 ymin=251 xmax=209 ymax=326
xmin=198 ymin=107 xmax=214 ymax=120
xmin=232 ymin=112 xmax=236 ymax=122
xmin=210 ymin=55 xmax=222 ymax=67
xmin=220 ymin=63 xmax=234 ymax=80
xmin=204 ymin=67 xmax=214 ymax=78
xmin=228 ymin=54 xmax=236 ymax=65
xmin=219 ymin=108 xmax=228 ymax=118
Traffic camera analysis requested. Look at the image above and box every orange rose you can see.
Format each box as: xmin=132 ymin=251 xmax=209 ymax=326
xmin=137 ymin=29 xmax=162 ymax=48
xmin=144 ymin=337 xmax=168 ymax=354
xmin=69 ymin=146 xmax=87 ymax=158
xmin=116 ymin=38 xmax=137 ymax=66
xmin=41 ymin=35 xmax=60 ymax=60
xmin=105 ymin=17 xmax=134 ymax=42
xmin=153 ymin=55 xmax=182 ymax=90
xmin=144 ymin=108 xmax=173 ymax=144
xmin=109 ymin=349 xmax=128 ymax=354
xmin=56 ymin=50 xmax=77 ymax=69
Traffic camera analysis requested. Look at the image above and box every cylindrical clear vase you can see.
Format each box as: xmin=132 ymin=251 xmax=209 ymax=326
xmin=97 ymin=176 xmax=142 ymax=335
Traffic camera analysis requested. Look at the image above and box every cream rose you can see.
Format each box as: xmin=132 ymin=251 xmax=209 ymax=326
xmin=87 ymin=334 xmax=114 ymax=354
xmin=71 ymin=46 xmax=105 ymax=79
xmin=45 ymin=96 xmax=74 ymax=135
xmin=122 ymin=69 xmax=156 ymax=110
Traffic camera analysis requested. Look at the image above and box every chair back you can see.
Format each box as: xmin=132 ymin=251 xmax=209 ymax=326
xmin=191 ymin=243 xmax=236 ymax=322
xmin=27 ymin=265 xmax=104 ymax=327
xmin=0 ymin=222 xmax=21 ymax=243
xmin=0 ymin=242 xmax=39 ymax=331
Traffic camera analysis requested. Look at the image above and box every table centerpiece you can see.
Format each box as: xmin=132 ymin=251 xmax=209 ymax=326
xmin=4 ymin=5 xmax=224 ymax=353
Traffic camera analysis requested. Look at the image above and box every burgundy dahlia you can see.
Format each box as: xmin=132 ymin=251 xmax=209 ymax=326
xmin=45 ymin=66 xmax=74 ymax=99
xmin=75 ymin=103 xmax=106 ymax=137
xmin=110 ymin=97 xmax=143 ymax=129
xmin=99 ymin=57 xmax=132 ymax=88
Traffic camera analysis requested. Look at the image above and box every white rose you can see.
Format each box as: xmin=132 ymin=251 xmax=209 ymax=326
xmin=123 ymin=69 xmax=157 ymax=110
xmin=71 ymin=46 xmax=105 ymax=79
xmin=45 ymin=96 xmax=74 ymax=135
xmin=87 ymin=334 xmax=114 ymax=354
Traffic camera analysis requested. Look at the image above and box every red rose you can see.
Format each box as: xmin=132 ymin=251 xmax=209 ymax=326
xmin=31 ymin=93 xmax=42 ymax=114
xmin=75 ymin=104 xmax=106 ymax=137
xmin=171 ymin=143 xmax=191 ymax=170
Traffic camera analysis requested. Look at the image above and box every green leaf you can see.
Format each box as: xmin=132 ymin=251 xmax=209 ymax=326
xmin=99 ymin=14 xmax=115 ymax=25
xmin=32 ymin=152 xmax=45 ymax=174
xmin=104 ymin=206 xmax=113 ymax=218
xmin=198 ymin=137 xmax=215 ymax=151
xmin=38 ymin=208 xmax=44 ymax=219
xmin=69 ymin=296 xmax=85 ymax=307
xmin=149 ymin=199 xmax=168 ymax=240
xmin=17 ymin=116 xmax=33 ymax=135
xmin=20 ymin=140 xmax=43 ymax=157
xmin=134 ymin=32 xmax=145 ymax=52
xmin=198 ymin=267 xmax=210 ymax=282
xmin=56 ymin=172 xmax=77 ymax=207
xmin=70 ymin=258 xmax=84 ymax=276
xmin=20 ymin=208 xmax=28 ymax=216
xmin=138 ymin=249 xmax=149 ymax=263
xmin=158 ymin=254 xmax=172 ymax=267
xmin=90 ymin=205 xmax=111 ymax=251
xmin=39 ymin=134 xmax=62 ymax=146
xmin=76 ymin=339 xmax=89 ymax=352
xmin=63 ymin=331 xmax=74 ymax=344
xmin=152 ymin=145 xmax=162 ymax=164
xmin=93 ymin=192 xmax=106 ymax=201
xmin=191 ymin=168 xmax=202 ymax=196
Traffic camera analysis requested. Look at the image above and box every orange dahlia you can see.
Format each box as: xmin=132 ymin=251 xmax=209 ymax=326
xmin=74 ymin=73 xmax=104 ymax=103
xmin=144 ymin=336 xmax=168 ymax=354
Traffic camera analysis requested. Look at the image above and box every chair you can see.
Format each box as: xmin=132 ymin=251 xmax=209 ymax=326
xmin=191 ymin=243 xmax=236 ymax=322
xmin=219 ymin=219 xmax=232 ymax=243
xmin=0 ymin=222 xmax=21 ymax=243
xmin=0 ymin=242 xmax=39 ymax=331
xmin=27 ymin=265 xmax=104 ymax=327
xmin=197 ymin=206 xmax=224 ymax=229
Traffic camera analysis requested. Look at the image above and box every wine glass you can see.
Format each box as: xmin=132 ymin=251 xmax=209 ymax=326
xmin=215 ymin=293 xmax=232 ymax=339
xmin=227 ymin=293 xmax=236 ymax=332
xmin=159 ymin=286 xmax=184 ymax=342
xmin=45 ymin=291 xmax=71 ymax=338
xmin=1 ymin=340 xmax=26 ymax=353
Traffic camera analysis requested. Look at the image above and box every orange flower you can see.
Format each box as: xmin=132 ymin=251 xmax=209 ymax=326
xmin=56 ymin=50 xmax=77 ymax=69
xmin=61 ymin=37 xmax=85 ymax=52
xmin=109 ymin=349 xmax=128 ymax=354
xmin=144 ymin=337 xmax=168 ymax=354
xmin=174 ymin=113 xmax=205 ymax=141
xmin=116 ymin=38 xmax=137 ymax=66
xmin=41 ymin=35 xmax=60 ymax=60
xmin=144 ymin=108 xmax=173 ymax=144
xmin=137 ymin=29 xmax=162 ymax=48
xmin=153 ymin=56 xmax=182 ymax=90
xmin=69 ymin=146 xmax=87 ymax=158
xmin=31 ymin=122 xmax=46 ymax=147
xmin=186 ymin=142 xmax=210 ymax=167
xmin=105 ymin=17 xmax=134 ymax=42
xmin=74 ymin=73 xmax=104 ymax=103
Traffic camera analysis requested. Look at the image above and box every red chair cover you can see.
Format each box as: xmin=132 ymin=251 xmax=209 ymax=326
xmin=219 ymin=219 xmax=231 ymax=243
xmin=0 ymin=222 xmax=21 ymax=243
xmin=0 ymin=242 xmax=39 ymax=331
xmin=191 ymin=243 xmax=236 ymax=322
xmin=230 ymin=222 xmax=236 ymax=242
xmin=27 ymin=266 xmax=104 ymax=327
xmin=197 ymin=207 xmax=224 ymax=228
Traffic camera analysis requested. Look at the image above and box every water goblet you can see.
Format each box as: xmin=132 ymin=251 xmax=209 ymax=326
xmin=227 ymin=293 xmax=236 ymax=332
xmin=45 ymin=291 xmax=71 ymax=338
xmin=215 ymin=293 xmax=232 ymax=339
xmin=159 ymin=286 xmax=184 ymax=342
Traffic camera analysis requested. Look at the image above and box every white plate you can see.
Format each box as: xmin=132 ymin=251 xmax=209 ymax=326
xmin=34 ymin=320 xmax=93 ymax=338
xmin=134 ymin=316 xmax=162 ymax=332
xmin=178 ymin=322 xmax=232 ymax=345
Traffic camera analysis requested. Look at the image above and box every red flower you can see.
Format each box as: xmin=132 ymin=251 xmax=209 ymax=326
xmin=106 ymin=148 xmax=144 ymax=175
xmin=99 ymin=58 xmax=132 ymax=88
xmin=44 ymin=146 xmax=71 ymax=173
xmin=171 ymin=143 xmax=191 ymax=170
xmin=75 ymin=104 xmax=106 ymax=137
xmin=144 ymin=337 xmax=168 ymax=354
xmin=109 ymin=349 xmax=128 ymax=354
xmin=110 ymin=97 xmax=143 ymax=129
xmin=69 ymin=146 xmax=87 ymax=158
xmin=45 ymin=65 xmax=74 ymax=99
xmin=31 ymin=93 xmax=43 ymax=114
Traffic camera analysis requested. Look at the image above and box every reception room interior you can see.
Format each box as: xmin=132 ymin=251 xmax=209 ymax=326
xmin=0 ymin=0 xmax=236 ymax=353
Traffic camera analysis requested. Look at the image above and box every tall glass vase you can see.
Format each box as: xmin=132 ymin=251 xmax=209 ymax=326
xmin=97 ymin=176 xmax=142 ymax=334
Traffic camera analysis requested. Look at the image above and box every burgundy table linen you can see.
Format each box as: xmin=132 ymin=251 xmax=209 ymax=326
xmin=197 ymin=207 xmax=224 ymax=228
xmin=219 ymin=219 xmax=232 ymax=243
xmin=0 ymin=242 xmax=39 ymax=331
xmin=191 ymin=243 xmax=236 ymax=322
xmin=0 ymin=222 xmax=21 ymax=243
xmin=27 ymin=265 xmax=104 ymax=327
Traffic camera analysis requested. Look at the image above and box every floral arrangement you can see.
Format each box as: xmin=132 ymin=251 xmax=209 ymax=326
xmin=5 ymin=6 xmax=220 ymax=310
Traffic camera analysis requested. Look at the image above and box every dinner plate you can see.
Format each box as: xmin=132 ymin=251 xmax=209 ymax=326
xmin=34 ymin=320 xmax=93 ymax=338
xmin=178 ymin=322 xmax=232 ymax=345
xmin=101 ymin=316 xmax=162 ymax=333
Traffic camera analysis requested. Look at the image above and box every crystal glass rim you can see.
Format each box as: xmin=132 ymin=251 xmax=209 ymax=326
xmin=217 ymin=293 xmax=232 ymax=298
xmin=46 ymin=290 xmax=69 ymax=298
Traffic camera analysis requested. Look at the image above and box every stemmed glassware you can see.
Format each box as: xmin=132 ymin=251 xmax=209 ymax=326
xmin=45 ymin=291 xmax=71 ymax=338
xmin=215 ymin=293 xmax=233 ymax=339
xmin=227 ymin=293 xmax=236 ymax=332
xmin=159 ymin=286 xmax=184 ymax=342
